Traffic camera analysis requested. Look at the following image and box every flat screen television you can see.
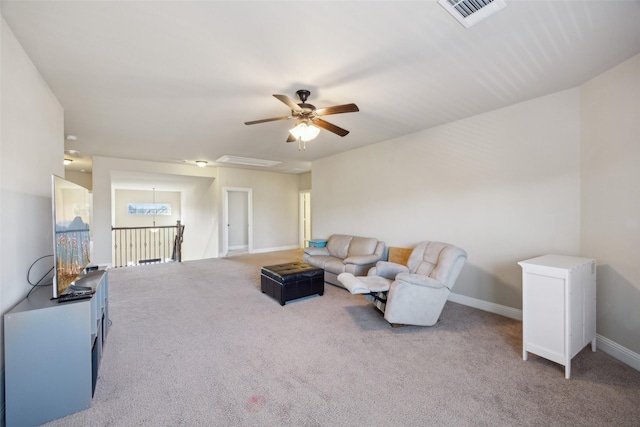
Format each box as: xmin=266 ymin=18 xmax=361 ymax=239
xmin=51 ymin=175 xmax=92 ymax=298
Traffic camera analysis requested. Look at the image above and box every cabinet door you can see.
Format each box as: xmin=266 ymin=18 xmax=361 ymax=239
xmin=525 ymin=273 xmax=565 ymax=365
xmin=5 ymin=301 xmax=92 ymax=426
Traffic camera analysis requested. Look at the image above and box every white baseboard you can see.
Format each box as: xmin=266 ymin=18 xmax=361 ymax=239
xmin=596 ymin=334 xmax=640 ymax=371
xmin=229 ymin=245 xmax=248 ymax=251
xmin=448 ymin=292 xmax=639 ymax=372
xmin=220 ymin=245 xmax=300 ymax=257
xmin=448 ymin=292 xmax=523 ymax=321
xmin=250 ymin=245 xmax=300 ymax=254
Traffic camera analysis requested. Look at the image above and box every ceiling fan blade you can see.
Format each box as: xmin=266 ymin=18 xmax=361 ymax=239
xmin=273 ymin=94 xmax=302 ymax=112
xmin=286 ymin=134 xmax=297 ymax=143
xmin=313 ymin=118 xmax=350 ymax=137
xmin=244 ymin=116 xmax=291 ymax=125
xmin=315 ymin=103 xmax=359 ymax=116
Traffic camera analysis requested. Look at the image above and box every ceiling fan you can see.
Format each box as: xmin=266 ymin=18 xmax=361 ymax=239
xmin=244 ymin=90 xmax=359 ymax=146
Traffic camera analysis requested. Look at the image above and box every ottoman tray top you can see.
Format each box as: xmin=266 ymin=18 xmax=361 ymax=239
xmin=261 ymin=262 xmax=323 ymax=283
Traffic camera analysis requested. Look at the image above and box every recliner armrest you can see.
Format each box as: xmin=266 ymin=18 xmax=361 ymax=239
xmin=303 ymin=247 xmax=330 ymax=256
xmin=395 ymin=273 xmax=446 ymax=289
xmin=343 ymin=254 xmax=382 ymax=266
xmin=370 ymin=261 xmax=410 ymax=280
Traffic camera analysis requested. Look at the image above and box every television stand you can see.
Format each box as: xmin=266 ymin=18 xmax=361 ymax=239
xmin=68 ymin=284 xmax=93 ymax=292
xmin=4 ymin=270 xmax=109 ymax=426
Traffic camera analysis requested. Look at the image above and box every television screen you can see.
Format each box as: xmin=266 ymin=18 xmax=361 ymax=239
xmin=51 ymin=175 xmax=92 ymax=298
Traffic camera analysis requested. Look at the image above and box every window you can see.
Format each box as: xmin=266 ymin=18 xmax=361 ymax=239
xmin=127 ymin=203 xmax=171 ymax=216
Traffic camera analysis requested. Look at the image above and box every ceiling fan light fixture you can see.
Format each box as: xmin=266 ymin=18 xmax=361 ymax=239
xmin=245 ymin=90 xmax=358 ymax=142
xmin=63 ymin=158 xmax=73 ymax=165
xmin=289 ymin=122 xmax=320 ymax=142
xmin=195 ymin=160 xmax=208 ymax=167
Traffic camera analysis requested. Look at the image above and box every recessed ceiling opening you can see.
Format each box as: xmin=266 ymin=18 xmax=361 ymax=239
xmin=216 ymin=155 xmax=281 ymax=168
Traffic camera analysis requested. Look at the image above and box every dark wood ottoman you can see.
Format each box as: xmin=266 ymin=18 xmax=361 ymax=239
xmin=261 ymin=262 xmax=324 ymax=306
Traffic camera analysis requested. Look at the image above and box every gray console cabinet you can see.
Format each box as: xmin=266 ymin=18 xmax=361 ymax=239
xmin=4 ymin=270 xmax=108 ymax=426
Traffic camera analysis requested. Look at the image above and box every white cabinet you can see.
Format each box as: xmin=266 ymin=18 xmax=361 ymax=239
xmin=518 ymin=255 xmax=596 ymax=379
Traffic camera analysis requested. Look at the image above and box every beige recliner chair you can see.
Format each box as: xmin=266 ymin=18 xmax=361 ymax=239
xmin=338 ymin=241 xmax=467 ymax=326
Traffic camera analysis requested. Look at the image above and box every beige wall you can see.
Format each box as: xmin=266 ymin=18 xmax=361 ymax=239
xmin=581 ymin=53 xmax=640 ymax=355
xmin=65 ymin=170 xmax=92 ymax=191
xmin=216 ymin=167 xmax=300 ymax=254
xmin=92 ymin=157 xmax=218 ymax=265
xmin=114 ymin=189 xmax=181 ymax=228
xmin=0 ymin=15 xmax=64 ymax=403
xmin=298 ymin=172 xmax=311 ymax=191
xmin=178 ymin=177 xmax=217 ymax=262
xmin=312 ymin=57 xmax=640 ymax=361
xmin=313 ymin=89 xmax=581 ymax=310
xmin=89 ymin=158 xmax=302 ymax=264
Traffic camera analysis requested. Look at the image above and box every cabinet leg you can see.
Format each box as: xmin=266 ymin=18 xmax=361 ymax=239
xmin=523 ymin=349 xmax=528 ymax=361
xmin=565 ymin=363 xmax=571 ymax=379
xmin=591 ymin=337 xmax=597 ymax=352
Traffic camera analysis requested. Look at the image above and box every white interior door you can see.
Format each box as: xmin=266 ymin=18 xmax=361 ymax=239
xmin=228 ymin=191 xmax=248 ymax=251
xmin=223 ymin=187 xmax=252 ymax=256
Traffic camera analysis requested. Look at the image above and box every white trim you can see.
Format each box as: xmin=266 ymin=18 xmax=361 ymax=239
xmin=596 ymin=334 xmax=640 ymax=372
xmin=448 ymin=292 xmax=522 ymax=321
xmin=448 ymin=292 xmax=640 ymax=372
xmin=250 ymin=245 xmax=300 ymax=254
xmin=299 ymin=190 xmax=311 ymax=248
xmin=218 ymin=246 xmax=298 ymax=257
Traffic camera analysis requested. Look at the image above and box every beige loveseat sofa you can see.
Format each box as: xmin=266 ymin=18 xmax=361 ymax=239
xmin=302 ymin=234 xmax=385 ymax=288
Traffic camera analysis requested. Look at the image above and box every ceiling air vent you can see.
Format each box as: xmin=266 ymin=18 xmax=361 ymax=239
xmin=216 ymin=155 xmax=281 ymax=168
xmin=438 ymin=0 xmax=506 ymax=28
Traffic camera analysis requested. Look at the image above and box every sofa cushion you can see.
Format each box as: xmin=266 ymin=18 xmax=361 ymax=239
xmin=347 ymin=236 xmax=379 ymax=258
xmin=409 ymin=241 xmax=449 ymax=277
xmin=324 ymin=257 xmax=347 ymax=274
xmin=326 ymin=234 xmax=353 ymax=259
xmin=304 ymin=255 xmax=334 ymax=270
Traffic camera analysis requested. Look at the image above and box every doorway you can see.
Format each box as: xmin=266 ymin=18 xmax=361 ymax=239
xmin=223 ymin=187 xmax=253 ymax=256
xmin=299 ymin=191 xmax=311 ymax=247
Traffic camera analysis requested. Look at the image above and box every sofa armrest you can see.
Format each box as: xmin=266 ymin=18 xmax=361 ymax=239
xmin=303 ymin=247 xmax=330 ymax=256
xmin=343 ymin=254 xmax=382 ymax=266
xmin=371 ymin=261 xmax=410 ymax=280
xmin=395 ymin=272 xmax=446 ymax=290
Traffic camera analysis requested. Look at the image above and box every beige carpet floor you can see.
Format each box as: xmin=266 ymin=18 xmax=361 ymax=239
xmin=43 ymin=249 xmax=640 ymax=426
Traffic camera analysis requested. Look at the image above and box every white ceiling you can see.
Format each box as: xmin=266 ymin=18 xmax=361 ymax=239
xmin=3 ymin=1 xmax=640 ymax=176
